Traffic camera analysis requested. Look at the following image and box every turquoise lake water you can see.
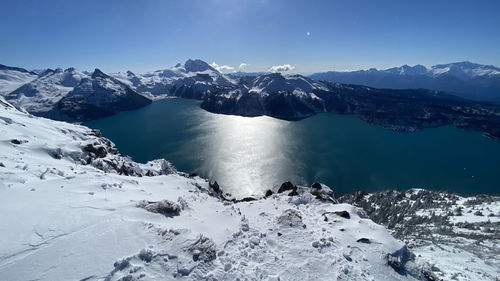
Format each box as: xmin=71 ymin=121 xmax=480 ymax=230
xmin=85 ymin=98 xmax=500 ymax=198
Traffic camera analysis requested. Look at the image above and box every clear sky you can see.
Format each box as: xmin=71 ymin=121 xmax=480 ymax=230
xmin=1 ymin=0 xmax=499 ymax=74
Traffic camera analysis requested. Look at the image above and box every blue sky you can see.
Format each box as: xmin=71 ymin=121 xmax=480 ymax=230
xmin=1 ymin=0 xmax=499 ymax=74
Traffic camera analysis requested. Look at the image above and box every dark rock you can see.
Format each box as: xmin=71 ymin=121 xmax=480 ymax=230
xmin=310 ymin=182 xmax=336 ymax=202
xmin=10 ymin=139 xmax=23 ymax=144
xmin=209 ymin=181 xmax=220 ymax=194
xmin=189 ymin=173 xmax=198 ymax=178
xmin=238 ymin=197 xmax=257 ymax=202
xmin=0 ymin=162 xmax=4 ymax=167
xmin=387 ymin=245 xmax=410 ymax=274
xmin=89 ymin=129 xmax=102 ymax=137
xmin=138 ymin=249 xmax=154 ymax=263
xmin=288 ymin=189 xmax=299 ymax=196
xmin=264 ymin=189 xmax=274 ymax=198
xmin=311 ymin=182 xmax=322 ymax=190
xmin=113 ymin=259 xmax=131 ymax=270
xmin=277 ymin=181 xmax=295 ymax=193
xmin=356 ymin=238 xmax=371 ymax=244
xmin=83 ymin=143 xmax=107 ymax=158
xmin=334 ymin=210 xmax=350 ymax=219
xmin=277 ymin=232 xmax=282 ymax=236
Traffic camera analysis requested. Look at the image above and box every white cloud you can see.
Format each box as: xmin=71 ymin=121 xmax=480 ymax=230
xmin=239 ymin=63 xmax=249 ymax=70
xmin=269 ymin=64 xmax=295 ymax=73
xmin=210 ymin=62 xmax=235 ymax=73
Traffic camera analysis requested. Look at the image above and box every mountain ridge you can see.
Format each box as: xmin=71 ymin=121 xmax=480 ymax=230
xmin=1 ymin=59 xmax=499 ymax=138
xmin=310 ymin=61 xmax=500 ymax=101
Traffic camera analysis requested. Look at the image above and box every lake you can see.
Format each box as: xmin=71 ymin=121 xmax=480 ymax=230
xmin=85 ymin=98 xmax=500 ymax=198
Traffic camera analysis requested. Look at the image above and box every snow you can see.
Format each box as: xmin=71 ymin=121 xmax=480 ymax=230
xmin=0 ymin=98 xmax=426 ymax=280
xmin=0 ymin=66 xmax=38 ymax=96
xmin=4 ymin=68 xmax=89 ymax=113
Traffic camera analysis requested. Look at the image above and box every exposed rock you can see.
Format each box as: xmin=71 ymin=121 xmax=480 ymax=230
xmin=10 ymin=139 xmax=26 ymax=145
xmin=209 ymin=181 xmax=220 ymax=193
xmin=189 ymin=236 xmax=217 ymax=262
xmin=237 ymin=197 xmax=258 ymax=202
xmin=138 ymin=249 xmax=154 ymax=263
xmin=357 ymin=238 xmax=371 ymax=244
xmin=288 ymin=188 xmax=299 ymax=196
xmin=277 ymin=181 xmax=295 ymax=193
xmin=264 ymin=189 xmax=274 ymax=198
xmin=83 ymin=143 xmax=108 ymax=158
xmin=334 ymin=210 xmax=350 ymax=219
xmin=137 ymin=200 xmax=182 ymax=217
xmin=309 ymin=182 xmax=337 ymax=202
xmin=277 ymin=209 xmax=306 ymax=228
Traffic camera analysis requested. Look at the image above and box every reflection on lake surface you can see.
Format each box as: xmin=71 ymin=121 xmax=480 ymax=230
xmin=85 ymin=98 xmax=500 ymax=198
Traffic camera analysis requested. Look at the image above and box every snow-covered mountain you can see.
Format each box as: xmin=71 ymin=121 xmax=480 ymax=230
xmin=112 ymin=59 xmax=236 ymax=98
xmin=57 ymin=69 xmax=152 ymax=121
xmin=429 ymin=61 xmax=500 ymax=78
xmin=310 ymin=61 xmax=500 ymax=101
xmin=0 ymin=97 xmax=438 ymax=280
xmin=111 ymin=61 xmax=500 ymax=138
xmin=5 ymin=67 xmax=89 ymax=115
xmin=1 ymin=59 xmax=499 ymax=135
xmin=0 ymin=64 xmax=38 ymax=95
xmin=0 ymin=65 xmax=152 ymax=122
xmin=201 ymin=73 xmax=329 ymax=120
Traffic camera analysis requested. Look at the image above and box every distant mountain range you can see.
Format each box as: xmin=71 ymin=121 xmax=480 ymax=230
xmin=0 ymin=60 xmax=499 ymax=138
xmin=310 ymin=62 xmax=500 ymax=101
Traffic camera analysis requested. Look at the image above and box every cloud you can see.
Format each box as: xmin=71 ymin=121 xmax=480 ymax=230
xmin=269 ymin=64 xmax=295 ymax=72
xmin=210 ymin=62 xmax=235 ymax=73
xmin=239 ymin=63 xmax=249 ymax=70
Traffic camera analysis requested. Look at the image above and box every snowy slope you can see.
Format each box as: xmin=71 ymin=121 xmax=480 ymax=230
xmin=0 ymin=98 xmax=432 ymax=281
xmin=5 ymin=67 xmax=89 ymax=114
xmin=0 ymin=64 xmax=38 ymax=96
xmin=57 ymin=69 xmax=152 ymax=121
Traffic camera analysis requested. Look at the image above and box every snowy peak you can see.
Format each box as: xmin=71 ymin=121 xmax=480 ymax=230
xmin=183 ymin=59 xmax=217 ymax=73
xmin=108 ymin=59 xmax=234 ymax=97
xmin=91 ymin=68 xmax=109 ymax=79
xmin=430 ymin=61 xmax=500 ymax=78
xmin=57 ymin=68 xmax=151 ymax=121
xmin=386 ymin=64 xmax=428 ymax=76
